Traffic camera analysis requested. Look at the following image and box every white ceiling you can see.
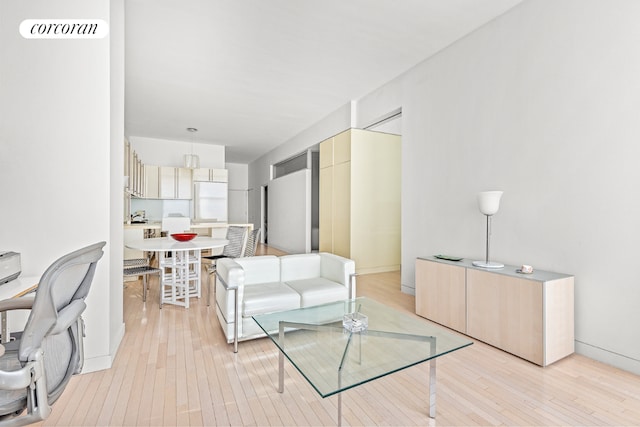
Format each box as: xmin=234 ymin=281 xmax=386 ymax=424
xmin=125 ymin=0 xmax=523 ymax=163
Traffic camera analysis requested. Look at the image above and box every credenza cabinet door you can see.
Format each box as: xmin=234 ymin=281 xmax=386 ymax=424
xmin=415 ymin=259 xmax=466 ymax=333
xmin=467 ymin=269 xmax=544 ymax=365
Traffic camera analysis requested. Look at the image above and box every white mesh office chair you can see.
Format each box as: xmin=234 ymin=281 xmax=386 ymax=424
xmin=0 ymin=242 xmax=105 ymax=426
xmin=202 ymin=226 xmax=247 ymax=305
xmin=243 ymin=228 xmax=261 ymax=257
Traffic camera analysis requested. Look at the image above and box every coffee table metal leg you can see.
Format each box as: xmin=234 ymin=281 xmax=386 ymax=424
xmin=338 ymin=365 xmax=343 ymax=426
xmin=233 ymin=288 xmax=238 ymax=353
xmin=278 ymin=322 xmax=285 ymax=393
xmin=429 ymin=358 xmax=436 ymax=418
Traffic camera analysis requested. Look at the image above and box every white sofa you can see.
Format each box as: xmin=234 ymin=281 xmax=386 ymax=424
xmin=215 ymin=253 xmax=356 ymax=349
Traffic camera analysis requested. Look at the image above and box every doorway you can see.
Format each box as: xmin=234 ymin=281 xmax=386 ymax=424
xmin=261 ymin=185 xmax=268 ymax=244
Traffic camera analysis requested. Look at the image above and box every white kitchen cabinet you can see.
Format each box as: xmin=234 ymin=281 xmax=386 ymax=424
xmin=124 ymin=140 xmax=144 ymax=197
xmin=192 ymin=168 xmax=228 ymax=183
xmin=124 ymin=140 xmax=131 ymax=192
xmin=144 ymin=165 xmax=159 ymax=198
xmin=212 ymin=168 xmax=228 ymax=182
xmin=319 ymin=129 xmax=401 ymax=274
xmin=176 ymin=168 xmax=192 ymax=199
xmin=124 ymin=227 xmax=144 ymax=260
xmin=192 ymin=168 xmax=210 ymax=182
xmin=159 ymin=166 xmax=175 ymax=199
xmin=159 ymin=167 xmax=192 ymax=199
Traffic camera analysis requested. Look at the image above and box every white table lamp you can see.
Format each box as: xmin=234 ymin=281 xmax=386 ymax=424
xmin=472 ymin=191 xmax=504 ymax=269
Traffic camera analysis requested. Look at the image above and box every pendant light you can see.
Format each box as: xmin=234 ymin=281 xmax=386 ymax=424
xmin=184 ymin=127 xmax=200 ymax=169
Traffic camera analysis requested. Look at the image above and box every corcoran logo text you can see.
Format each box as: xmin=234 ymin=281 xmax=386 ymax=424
xmin=20 ymin=19 xmax=109 ymax=39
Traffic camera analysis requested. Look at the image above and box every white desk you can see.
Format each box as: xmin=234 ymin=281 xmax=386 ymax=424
xmin=126 ymin=237 xmax=227 ymax=308
xmin=0 ymin=276 xmax=40 ymax=344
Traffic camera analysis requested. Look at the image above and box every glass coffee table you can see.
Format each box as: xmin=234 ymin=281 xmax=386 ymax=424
xmin=253 ymin=297 xmax=473 ymax=425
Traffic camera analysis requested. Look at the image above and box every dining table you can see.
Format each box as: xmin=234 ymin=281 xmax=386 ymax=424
xmin=125 ymin=236 xmax=228 ymax=308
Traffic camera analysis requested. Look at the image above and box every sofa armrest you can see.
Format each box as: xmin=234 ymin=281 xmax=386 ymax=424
xmin=216 ymin=258 xmax=245 ymax=290
xmin=215 ymin=258 xmax=246 ymax=354
xmin=319 ymin=252 xmax=356 ymax=290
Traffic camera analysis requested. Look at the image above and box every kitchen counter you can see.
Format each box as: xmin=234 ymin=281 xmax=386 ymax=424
xmin=124 ymin=222 xmax=253 ymax=230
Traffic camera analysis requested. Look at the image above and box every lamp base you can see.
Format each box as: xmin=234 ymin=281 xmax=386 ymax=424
xmin=472 ymin=260 xmax=504 ymax=269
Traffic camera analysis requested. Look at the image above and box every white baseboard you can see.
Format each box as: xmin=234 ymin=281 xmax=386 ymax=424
xmin=80 ymin=322 xmax=126 ymax=374
xmin=401 ymin=284 xmax=415 ymax=296
xmin=81 ymin=354 xmax=114 ymax=373
xmin=356 ymin=265 xmax=400 ymax=275
xmin=575 ymin=340 xmax=640 ymax=376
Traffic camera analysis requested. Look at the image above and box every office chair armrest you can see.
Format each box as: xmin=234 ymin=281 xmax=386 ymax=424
xmin=50 ymin=300 xmax=87 ymax=336
xmin=0 ymin=359 xmax=35 ymax=390
xmin=0 ymin=296 xmax=36 ymax=313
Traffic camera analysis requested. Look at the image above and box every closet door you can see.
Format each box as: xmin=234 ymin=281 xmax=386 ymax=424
xmin=319 ymin=166 xmax=333 ymax=252
xmin=332 ymin=161 xmax=351 ymax=258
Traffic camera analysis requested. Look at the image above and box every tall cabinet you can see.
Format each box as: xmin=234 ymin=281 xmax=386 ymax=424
xmin=319 ymin=129 xmax=401 ymax=274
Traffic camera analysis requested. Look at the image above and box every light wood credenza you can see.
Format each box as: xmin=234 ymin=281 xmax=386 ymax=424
xmin=415 ymin=256 xmax=574 ymax=366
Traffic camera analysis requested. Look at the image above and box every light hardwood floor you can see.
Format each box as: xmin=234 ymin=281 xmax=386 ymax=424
xmin=37 ymin=245 xmax=640 ymax=426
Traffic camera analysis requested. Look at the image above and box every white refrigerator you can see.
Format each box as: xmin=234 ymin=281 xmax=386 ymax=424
xmin=193 ymin=182 xmax=228 ymax=222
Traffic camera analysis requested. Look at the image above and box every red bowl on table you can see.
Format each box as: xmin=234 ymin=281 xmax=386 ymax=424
xmin=170 ymin=233 xmax=197 ymax=242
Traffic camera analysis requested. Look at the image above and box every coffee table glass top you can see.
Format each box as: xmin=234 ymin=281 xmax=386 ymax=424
xmin=252 ymin=297 xmax=472 ymax=398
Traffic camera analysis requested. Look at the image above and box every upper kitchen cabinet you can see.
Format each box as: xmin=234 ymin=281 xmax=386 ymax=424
xmin=124 ymin=140 xmax=143 ymax=197
xmin=144 ymin=165 xmax=159 ymax=199
xmin=159 ymin=166 xmax=192 ymax=199
xmin=192 ymin=168 xmax=228 ymax=183
xmin=319 ymin=129 xmax=401 ymax=274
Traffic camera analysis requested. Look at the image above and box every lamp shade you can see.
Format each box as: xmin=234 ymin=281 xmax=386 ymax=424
xmin=184 ymin=154 xmax=200 ymax=169
xmin=477 ymin=191 xmax=503 ymax=215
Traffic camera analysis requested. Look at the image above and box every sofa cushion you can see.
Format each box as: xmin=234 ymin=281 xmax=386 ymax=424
xmin=280 ymin=253 xmax=321 ymax=282
xmin=242 ymin=282 xmax=300 ymax=317
xmin=285 ymin=277 xmax=349 ymax=308
xmin=236 ymin=256 xmax=280 ymax=285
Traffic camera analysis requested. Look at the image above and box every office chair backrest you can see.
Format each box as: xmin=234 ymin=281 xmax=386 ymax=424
xmin=18 ymin=241 xmax=105 ymax=404
xmin=243 ymin=228 xmax=261 ymax=257
xmin=222 ymin=226 xmax=247 ymax=258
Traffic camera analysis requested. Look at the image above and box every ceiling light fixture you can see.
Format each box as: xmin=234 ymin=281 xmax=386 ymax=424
xmin=184 ymin=127 xmax=200 ymax=169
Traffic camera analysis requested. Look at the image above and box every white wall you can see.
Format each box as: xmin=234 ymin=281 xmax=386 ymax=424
xmin=267 ymin=169 xmax=311 ymax=254
xmin=227 ymin=162 xmax=248 ymax=223
xmin=247 ymin=102 xmax=352 ymax=230
xmin=358 ymin=0 xmax=640 ymax=374
xmin=0 ymin=0 xmax=119 ymax=372
xmin=247 ymin=0 xmax=640 ymax=375
xmin=109 ymin=0 xmax=126 ymax=359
